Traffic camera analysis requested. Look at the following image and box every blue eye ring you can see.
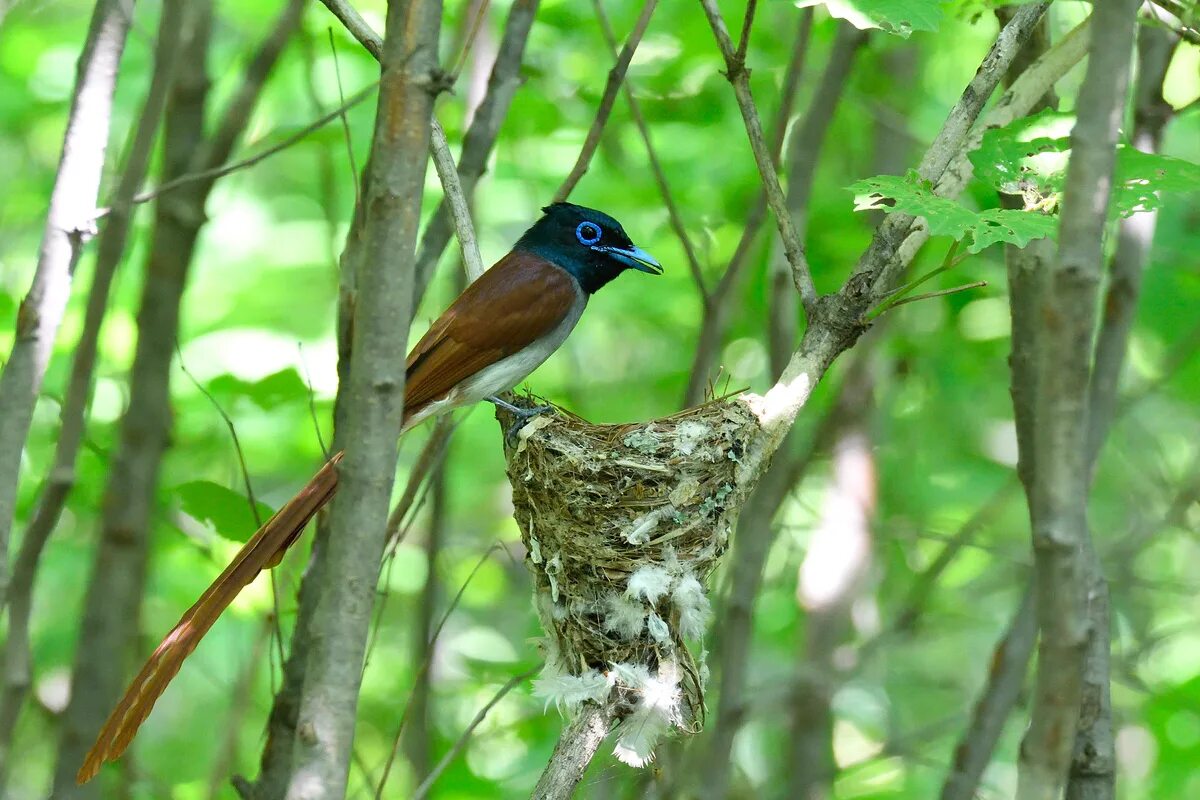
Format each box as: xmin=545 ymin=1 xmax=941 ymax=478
xmin=576 ymin=221 xmax=602 ymax=246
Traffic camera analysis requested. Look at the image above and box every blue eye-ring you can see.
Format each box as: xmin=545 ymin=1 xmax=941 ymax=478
xmin=576 ymin=221 xmax=602 ymax=246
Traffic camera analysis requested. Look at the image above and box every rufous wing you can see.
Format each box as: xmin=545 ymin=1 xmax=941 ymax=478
xmin=403 ymin=250 xmax=577 ymax=421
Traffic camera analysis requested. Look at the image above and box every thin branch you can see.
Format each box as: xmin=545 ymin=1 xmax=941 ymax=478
xmin=681 ymin=8 xmax=813 ymax=406
xmin=412 ymin=0 xmax=538 ymax=301
xmin=450 ymin=0 xmax=492 ymax=81
xmin=767 ymin=22 xmax=865 ymax=375
xmin=410 ymin=664 xmax=542 ymax=800
xmin=0 ymin=2 xmax=180 ymax=783
xmin=875 ymin=281 xmax=988 ymax=314
xmin=123 ymin=82 xmax=377 ymax=212
xmin=592 ymin=0 xmax=706 ymax=299
xmin=552 ymin=0 xmax=658 ymax=203
xmin=328 ymin=28 xmax=363 ymax=207
xmin=698 ymin=0 xmax=817 ymax=314
xmin=204 ymin=0 xmax=306 ymax=172
xmin=430 ymin=118 xmax=486 ymax=281
xmin=734 ymin=0 xmax=757 ymax=63
xmin=0 ymin=0 xmax=133 ymax=608
xmin=317 ymin=0 xmax=383 ymax=61
xmin=532 ymin=702 xmax=618 ymax=800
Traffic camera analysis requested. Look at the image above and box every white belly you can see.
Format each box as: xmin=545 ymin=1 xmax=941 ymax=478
xmin=401 ymin=288 xmax=587 ymax=432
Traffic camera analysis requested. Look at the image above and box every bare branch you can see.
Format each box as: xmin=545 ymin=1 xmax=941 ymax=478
xmin=552 ymin=0 xmax=659 ymax=203
xmin=767 ymin=22 xmax=865 ymax=375
xmin=1018 ymin=1 xmax=1142 ymax=796
xmin=532 ymin=703 xmax=618 ymax=800
xmin=318 ymin=0 xmax=383 ymax=61
xmin=126 ymin=83 xmax=377 ymax=211
xmin=0 ymin=0 xmax=133 ymax=608
xmin=430 ymin=118 xmax=485 ymax=281
xmin=414 ymin=0 xmax=539 ymax=300
xmin=698 ymin=0 xmax=817 ymax=314
xmin=592 ymin=0 xmax=706 ymax=298
xmin=682 ymin=8 xmax=813 ymax=406
xmin=0 ymin=5 xmax=183 ymax=784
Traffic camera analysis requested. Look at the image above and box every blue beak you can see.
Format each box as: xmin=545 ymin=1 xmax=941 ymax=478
xmin=601 ymin=245 xmax=663 ymax=275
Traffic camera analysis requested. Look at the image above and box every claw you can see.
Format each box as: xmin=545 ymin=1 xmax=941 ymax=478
xmin=487 ymin=396 xmax=555 ymax=442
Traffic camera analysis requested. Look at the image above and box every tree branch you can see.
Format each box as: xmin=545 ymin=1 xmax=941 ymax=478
xmin=698 ymin=0 xmax=817 ymax=314
xmin=1017 ymin=1 xmax=1142 ymax=797
xmin=0 ymin=1 xmax=182 ymax=788
xmin=282 ymin=0 xmax=442 ymax=795
xmin=411 ymin=0 xmax=539 ymax=301
xmin=592 ymin=0 xmax=706 ymax=298
xmin=552 ymin=0 xmax=658 ymax=203
xmin=682 ymin=8 xmax=813 ymax=406
xmin=532 ymin=702 xmax=617 ymax=800
xmin=430 ymin=118 xmax=485 ymax=281
xmin=0 ymin=0 xmax=133 ymax=609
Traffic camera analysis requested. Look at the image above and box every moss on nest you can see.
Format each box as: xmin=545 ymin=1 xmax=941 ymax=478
xmin=495 ymin=393 xmax=761 ymax=758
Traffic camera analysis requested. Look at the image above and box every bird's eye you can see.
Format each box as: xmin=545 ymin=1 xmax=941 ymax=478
xmin=575 ymin=221 xmax=602 ymax=246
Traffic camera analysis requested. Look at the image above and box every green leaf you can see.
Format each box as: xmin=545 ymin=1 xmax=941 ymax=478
xmin=970 ymin=108 xmax=1200 ymax=216
xmin=207 ymin=367 xmax=311 ymax=411
xmin=794 ymin=0 xmax=943 ymax=37
xmin=174 ymin=481 xmax=274 ymax=544
xmin=847 ymin=170 xmax=1056 ymax=252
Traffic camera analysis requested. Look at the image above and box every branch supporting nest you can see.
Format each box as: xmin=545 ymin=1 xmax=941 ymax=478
xmin=495 ymin=395 xmax=760 ymax=774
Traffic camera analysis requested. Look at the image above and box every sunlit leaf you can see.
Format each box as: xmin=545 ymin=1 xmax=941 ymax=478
xmin=207 ymin=367 xmax=311 ymax=411
xmin=970 ymin=109 xmax=1200 ymax=216
xmin=847 ymin=170 xmax=1056 ymax=252
xmin=795 ymin=0 xmax=942 ymax=37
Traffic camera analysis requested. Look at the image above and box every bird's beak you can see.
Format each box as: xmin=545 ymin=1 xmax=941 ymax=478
xmin=602 ymin=245 xmax=663 ymax=275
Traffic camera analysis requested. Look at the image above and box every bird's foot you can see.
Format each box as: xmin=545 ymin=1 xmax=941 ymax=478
xmin=487 ymin=396 xmax=555 ymax=442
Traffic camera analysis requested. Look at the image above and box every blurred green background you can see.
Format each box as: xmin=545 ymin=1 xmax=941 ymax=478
xmin=1 ymin=0 xmax=1198 ymax=797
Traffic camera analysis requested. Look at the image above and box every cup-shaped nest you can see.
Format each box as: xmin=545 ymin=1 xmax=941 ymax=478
xmin=495 ymin=394 xmax=761 ymax=759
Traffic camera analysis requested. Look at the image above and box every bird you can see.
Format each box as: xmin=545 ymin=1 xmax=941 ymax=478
xmin=77 ymin=202 xmax=662 ymax=783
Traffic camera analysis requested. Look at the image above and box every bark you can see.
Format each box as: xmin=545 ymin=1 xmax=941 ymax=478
xmin=767 ymin=23 xmax=865 ymax=378
xmin=0 ymin=0 xmax=183 ymax=790
xmin=0 ymin=0 xmax=132 ymax=607
xmin=1016 ymin=1 xmax=1141 ymax=797
xmin=1066 ymin=25 xmax=1177 ymax=800
xmin=282 ymin=1 xmax=441 ymax=796
xmin=532 ymin=703 xmax=617 ymax=800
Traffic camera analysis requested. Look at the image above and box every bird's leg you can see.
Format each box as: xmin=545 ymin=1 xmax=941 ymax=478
xmin=487 ymin=396 xmax=555 ymax=441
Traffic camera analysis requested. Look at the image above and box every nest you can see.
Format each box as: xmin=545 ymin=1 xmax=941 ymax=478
xmin=495 ymin=393 xmax=761 ymax=763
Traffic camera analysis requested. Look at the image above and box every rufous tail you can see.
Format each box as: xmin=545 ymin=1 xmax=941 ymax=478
xmin=76 ymin=452 xmax=344 ymax=784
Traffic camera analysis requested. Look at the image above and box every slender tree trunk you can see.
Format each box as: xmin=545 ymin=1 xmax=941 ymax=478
xmin=1016 ymin=1 xmax=1141 ymax=797
xmin=52 ymin=8 xmax=214 ymax=794
xmin=53 ymin=2 xmax=304 ymax=792
xmin=0 ymin=1 xmax=184 ymax=791
xmin=0 ymin=0 xmax=132 ymax=607
xmin=282 ymin=2 xmax=441 ymax=796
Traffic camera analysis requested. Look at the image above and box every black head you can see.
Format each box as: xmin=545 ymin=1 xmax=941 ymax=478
xmin=514 ymin=202 xmax=662 ymax=294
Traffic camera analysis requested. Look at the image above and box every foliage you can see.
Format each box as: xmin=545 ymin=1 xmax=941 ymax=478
xmin=848 ymin=170 xmax=1058 ymax=251
xmin=970 ymin=108 xmax=1200 ymax=215
xmin=794 ymin=0 xmax=943 ymax=37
